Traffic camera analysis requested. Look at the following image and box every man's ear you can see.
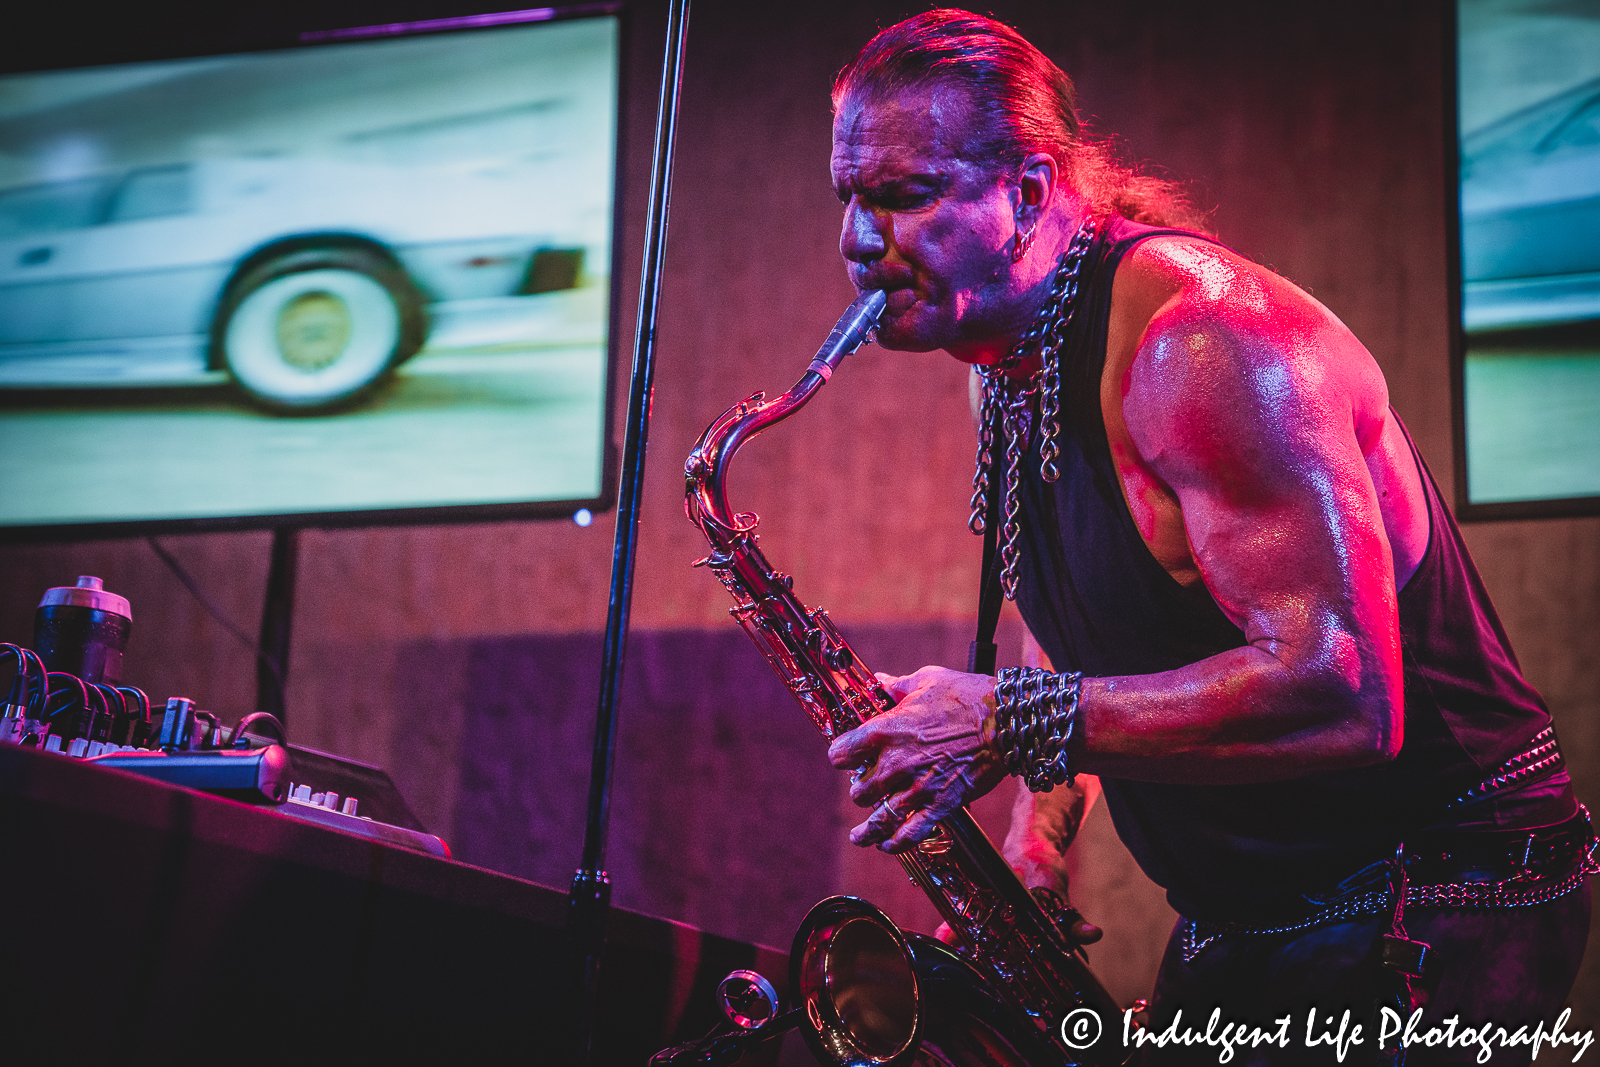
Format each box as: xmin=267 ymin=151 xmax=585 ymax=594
xmin=1013 ymin=152 xmax=1057 ymax=230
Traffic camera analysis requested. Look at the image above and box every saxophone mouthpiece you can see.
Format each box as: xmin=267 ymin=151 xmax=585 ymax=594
xmin=807 ymin=289 xmax=888 ymax=380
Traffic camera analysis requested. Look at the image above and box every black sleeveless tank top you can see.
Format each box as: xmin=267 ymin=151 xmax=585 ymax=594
xmin=1012 ymin=215 xmax=1567 ymax=922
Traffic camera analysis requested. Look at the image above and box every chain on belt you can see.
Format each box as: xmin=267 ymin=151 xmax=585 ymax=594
xmin=1180 ymin=813 xmax=1600 ymax=962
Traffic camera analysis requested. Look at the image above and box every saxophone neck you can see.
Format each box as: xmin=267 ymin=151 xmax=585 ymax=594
xmin=805 ymin=287 xmax=888 ymax=380
xmin=686 ymin=290 xmax=886 ymax=538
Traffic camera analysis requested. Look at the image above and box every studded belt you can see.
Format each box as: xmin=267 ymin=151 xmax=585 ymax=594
xmin=1446 ymin=725 xmax=1564 ymax=809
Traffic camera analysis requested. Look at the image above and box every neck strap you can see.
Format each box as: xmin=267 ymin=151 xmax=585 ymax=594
xmin=968 ymin=445 xmax=1006 ymax=675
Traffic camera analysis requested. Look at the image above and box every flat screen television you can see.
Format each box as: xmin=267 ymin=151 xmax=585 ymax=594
xmin=1452 ymin=0 xmax=1600 ymax=518
xmin=0 ymin=5 xmax=622 ymax=538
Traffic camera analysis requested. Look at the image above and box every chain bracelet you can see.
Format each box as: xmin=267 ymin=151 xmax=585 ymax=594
xmin=995 ymin=666 xmax=1084 ymax=793
xmin=993 ymin=669 xmax=1022 ymax=775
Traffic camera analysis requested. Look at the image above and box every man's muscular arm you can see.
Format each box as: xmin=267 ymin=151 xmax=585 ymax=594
xmin=1003 ymin=774 xmax=1100 ymax=889
xmin=1081 ymin=258 xmax=1404 ymax=782
xmin=831 ymin=254 xmax=1408 ymax=849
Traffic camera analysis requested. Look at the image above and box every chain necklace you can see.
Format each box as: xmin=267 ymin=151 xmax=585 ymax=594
xmin=969 ymin=215 xmax=1098 ymax=600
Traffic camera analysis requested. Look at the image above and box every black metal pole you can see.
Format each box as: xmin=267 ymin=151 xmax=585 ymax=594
xmin=256 ymin=526 xmax=300 ymax=725
xmin=568 ymin=0 xmax=690 ymax=1061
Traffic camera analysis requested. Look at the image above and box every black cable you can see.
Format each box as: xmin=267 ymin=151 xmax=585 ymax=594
xmin=24 ymin=650 xmax=48 ymax=714
xmin=98 ymin=685 xmax=131 ymax=746
xmin=116 ymin=686 xmax=152 ymax=746
xmin=84 ymin=684 xmax=111 ymax=740
xmin=2 ymin=645 xmax=23 ymax=706
xmin=192 ymin=710 xmax=219 ymax=749
xmin=116 ymin=686 xmax=150 ymax=723
xmin=45 ymin=672 xmax=89 ymax=735
xmin=146 ymin=536 xmax=286 ymax=698
xmin=0 ymin=645 xmax=43 ymax=711
xmin=46 ymin=672 xmax=87 ymax=710
xmin=230 ymin=711 xmax=287 ymax=748
xmin=94 ymin=683 xmax=127 ymax=732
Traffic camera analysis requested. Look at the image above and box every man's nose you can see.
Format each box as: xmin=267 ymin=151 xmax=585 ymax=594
xmin=840 ymin=198 xmax=887 ymax=264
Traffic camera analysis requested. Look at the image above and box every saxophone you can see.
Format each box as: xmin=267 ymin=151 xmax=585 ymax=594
xmin=684 ymin=290 xmax=1126 ymax=1066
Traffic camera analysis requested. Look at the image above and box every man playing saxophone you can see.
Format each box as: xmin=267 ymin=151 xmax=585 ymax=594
xmin=822 ymin=10 xmax=1593 ymax=1058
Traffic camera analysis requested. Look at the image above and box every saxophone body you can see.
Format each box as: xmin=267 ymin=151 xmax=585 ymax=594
xmin=684 ymin=290 xmax=1125 ymax=1066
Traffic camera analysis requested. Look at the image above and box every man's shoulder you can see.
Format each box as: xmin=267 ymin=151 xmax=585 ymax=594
xmin=1107 ymin=231 xmax=1387 ymax=445
xmin=1112 ymin=233 xmax=1367 ymax=373
xmin=1116 ymin=233 xmax=1297 ymax=325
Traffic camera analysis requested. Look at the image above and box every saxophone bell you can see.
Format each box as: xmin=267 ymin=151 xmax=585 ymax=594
xmin=793 ymin=897 xmax=921 ymax=1065
xmin=791 ymin=896 xmax=1075 ymax=1067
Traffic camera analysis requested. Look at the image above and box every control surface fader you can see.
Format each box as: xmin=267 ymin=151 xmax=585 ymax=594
xmin=275 ymin=783 xmax=450 ymax=858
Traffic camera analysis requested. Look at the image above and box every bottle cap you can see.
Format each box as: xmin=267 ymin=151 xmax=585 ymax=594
xmin=38 ymin=576 xmax=131 ymax=620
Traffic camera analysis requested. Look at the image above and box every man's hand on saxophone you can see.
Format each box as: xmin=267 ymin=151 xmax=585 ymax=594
xmin=1003 ymin=776 xmax=1106 ymax=946
xmin=829 ymin=627 xmax=1108 ymax=947
xmin=829 ymin=665 xmax=1109 ymax=946
xmin=828 ymin=665 xmax=1006 ymax=853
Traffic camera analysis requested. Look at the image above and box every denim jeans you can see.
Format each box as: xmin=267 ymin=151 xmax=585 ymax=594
xmin=1139 ymin=884 xmax=1592 ymax=1066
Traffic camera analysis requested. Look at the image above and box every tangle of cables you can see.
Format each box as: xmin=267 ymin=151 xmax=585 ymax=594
xmin=2 ymin=642 xmax=154 ymax=756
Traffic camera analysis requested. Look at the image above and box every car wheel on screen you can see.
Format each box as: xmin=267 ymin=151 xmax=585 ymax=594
xmin=216 ymin=248 xmax=426 ymax=413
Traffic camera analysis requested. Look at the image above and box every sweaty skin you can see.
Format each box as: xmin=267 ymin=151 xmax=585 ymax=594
xmin=825 ymin=83 xmax=1431 ymax=854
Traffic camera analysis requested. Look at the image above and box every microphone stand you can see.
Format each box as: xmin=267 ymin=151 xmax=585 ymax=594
xmin=568 ymin=0 xmax=690 ymax=1062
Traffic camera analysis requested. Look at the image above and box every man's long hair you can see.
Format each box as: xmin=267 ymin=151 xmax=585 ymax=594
xmin=833 ymin=9 xmax=1209 ymax=233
